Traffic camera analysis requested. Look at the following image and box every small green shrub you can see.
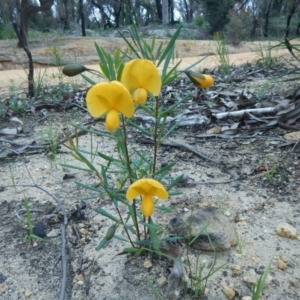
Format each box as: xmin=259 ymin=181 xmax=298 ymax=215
xmin=194 ymin=16 xmax=204 ymax=28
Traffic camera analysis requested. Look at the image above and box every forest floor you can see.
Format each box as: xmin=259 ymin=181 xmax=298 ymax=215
xmin=0 ymin=27 xmax=300 ymax=300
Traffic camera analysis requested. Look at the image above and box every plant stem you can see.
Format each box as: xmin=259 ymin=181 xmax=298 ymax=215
xmin=121 ymin=116 xmax=140 ymax=241
xmin=115 ymin=206 xmax=135 ymax=247
xmin=152 ymin=96 xmax=159 ymax=176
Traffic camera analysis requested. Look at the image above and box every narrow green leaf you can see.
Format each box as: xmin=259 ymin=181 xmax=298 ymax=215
xmin=156 ymin=206 xmax=173 ymax=213
xmin=113 ymin=235 xmax=129 ymax=242
xmin=96 ymin=207 xmax=119 ymax=223
xmin=59 ymin=163 xmax=92 ymax=173
xmin=95 ymin=237 xmax=108 ymax=250
xmin=148 ymin=219 xmax=160 ymax=250
xmin=126 ymin=118 xmax=151 ymax=135
xmin=81 ymin=73 xmax=96 ymax=85
xmin=157 ymin=25 xmax=182 ymax=66
xmin=167 ymin=174 xmax=184 ymax=191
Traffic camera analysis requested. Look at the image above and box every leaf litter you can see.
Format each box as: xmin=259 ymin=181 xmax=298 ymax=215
xmin=0 ymin=58 xmax=300 ymax=299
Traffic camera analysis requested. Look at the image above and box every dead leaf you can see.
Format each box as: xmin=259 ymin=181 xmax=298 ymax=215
xmin=284 ymin=131 xmax=300 ymax=140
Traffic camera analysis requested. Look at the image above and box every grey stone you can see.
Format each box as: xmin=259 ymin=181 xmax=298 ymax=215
xmin=168 ymin=206 xmax=237 ymax=251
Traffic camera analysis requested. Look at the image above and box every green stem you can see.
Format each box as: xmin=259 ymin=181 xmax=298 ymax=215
xmin=152 ymin=96 xmax=159 ymax=176
xmin=115 ymin=206 xmax=135 ymax=247
xmin=121 ymin=116 xmax=141 ymax=241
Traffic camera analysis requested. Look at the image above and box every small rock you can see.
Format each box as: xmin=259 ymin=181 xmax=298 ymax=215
xmin=277 ymin=259 xmax=287 ymax=270
xmin=281 ymin=255 xmax=289 ymax=263
xmin=222 ymin=286 xmax=235 ymax=299
xmin=79 ymin=228 xmax=89 ymax=235
xmin=143 ymin=260 xmax=152 ymax=269
xmin=272 ymin=278 xmax=280 ymax=287
xmin=0 ymin=272 xmax=7 ymax=283
xmin=33 ymin=242 xmax=38 ymax=247
xmin=0 ymin=284 xmax=8 ymax=294
xmin=232 ymin=264 xmax=242 ymax=275
xmin=255 ymin=265 xmax=265 ymax=275
xmin=276 ymin=223 xmax=297 ymax=239
xmin=47 ymin=229 xmax=60 ymax=238
xmin=224 ymin=210 xmax=231 ymax=217
xmin=75 ymin=274 xmax=84 ymax=282
xmin=157 ymin=275 xmax=167 ymax=287
xmin=32 ymin=221 xmax=47 ymax=238
xmin=289 ymin=278 xmax=300 ymax=288
xmin=241 ymin=297 xmax=252 ymax=300
xmin=169 ymin=207 xmax=237 ymax=251
xmin=77 ymin=280 xmax=84 ymax=285
xmin=24 ymin=289 xmax=33 ymax=298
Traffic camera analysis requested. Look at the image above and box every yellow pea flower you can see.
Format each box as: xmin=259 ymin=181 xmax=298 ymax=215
xmin=86 ymin=81 xmax=134 ymax=131
xmin=184 ymin=70 xmax=214 ymax=89
xmin=121 ymin=59 xmax=162 ymax=105
xmin=126 ymin=178 xmax=168 ymax=217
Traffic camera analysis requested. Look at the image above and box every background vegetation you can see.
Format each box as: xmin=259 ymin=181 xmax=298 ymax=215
xmin=1 ymin=0 xmax=300 ymax=46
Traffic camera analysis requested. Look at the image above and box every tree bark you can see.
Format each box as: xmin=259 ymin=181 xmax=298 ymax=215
xmin=78 ymin=0 xmax=86 ymax=36
xmin=18 ymin=0 xmax=54 ymax=47
xmin=155 ymin=0 xmax=162 ymax=22
xmin=162 ymin=0 xmax=168 ymax=24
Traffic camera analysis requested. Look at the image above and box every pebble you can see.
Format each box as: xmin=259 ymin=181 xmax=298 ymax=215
xmin=77 ymin=280 xmax=84 ymax=285
xmin=79 ymin=228 xmax=89 ymax=236
xmin=241 ymin=297 xmax=252 ymax=300
xmin=255 ymin=265 xmax=265 ymax=275
xmin=277 ymin=259 xmax=287 ymax=270
xmin=224 ymin=210 xmax=231 ymax=217
xmin=143 ymin=260 xmax=152 ymax=269
xmin=75 ymin=274 xmax=84 ymax=282
xmin=222 ymin=286 xmax=235 ymax=299
xmin=275 ymin=223 xmax=298 ymax=239
xmin=47 ymin=229 xmax=60 ymax=238
xmin=24 ymin=289 xmax=33 ymax=298
xmin=289 ymin=278 xmax=300 ymax=288
xmin=232 ymin=264 xmax=242 ymax=275
xmin=156 ymin=275 xmax=167 ymax=287
xmin=281 ymin=255 xmax=289 ymax=263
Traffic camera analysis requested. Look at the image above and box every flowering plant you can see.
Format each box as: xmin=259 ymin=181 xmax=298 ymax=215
xmin=62 ymin=25 xmax=214 ymax=254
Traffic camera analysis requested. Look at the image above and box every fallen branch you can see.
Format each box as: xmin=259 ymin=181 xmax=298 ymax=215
xmin=213 ymin=106 xmax=283 ymax=120
xmin=138 ymin=137 xmax=218 ymax=164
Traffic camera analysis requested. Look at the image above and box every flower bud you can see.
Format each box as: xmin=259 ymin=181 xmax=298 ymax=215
xmin=62 ymin=63 xmax=87 ymax=77
xmin=105 ymin=224 xmax=117 ymax=240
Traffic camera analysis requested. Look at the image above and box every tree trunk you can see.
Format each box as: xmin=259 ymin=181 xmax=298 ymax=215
xmin=155 ymin=0 xmax=162 ymax=22
xmin=263 ymin=0 xmax=273 ymax=37
xmin=285 ymin=0 xmax=298 ymax=38
xmin=78 ymin=0 xmax=85 ymax=36
xmin=162 ymin=0 xmax=168 ymax=24
xmin=18 ymin=0 xmax=54 ymax=47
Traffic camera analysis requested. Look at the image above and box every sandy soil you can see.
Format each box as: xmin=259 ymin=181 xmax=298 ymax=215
xmin=0 ymin=34 xmax=299 ymax=300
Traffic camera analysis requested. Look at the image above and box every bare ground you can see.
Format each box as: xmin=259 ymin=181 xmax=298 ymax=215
xmin=0 ymin=33 xmax=300 ymax=300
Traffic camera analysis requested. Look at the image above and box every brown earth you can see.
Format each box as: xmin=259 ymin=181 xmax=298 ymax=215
xmin=0 ymin=33 xmax=300 ymax=300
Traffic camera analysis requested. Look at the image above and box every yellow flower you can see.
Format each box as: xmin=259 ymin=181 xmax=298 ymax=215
xmin=121 ymin=59 xmax=161 ymax=104
xmin=86 ymin=81 xmax=134 ymax=131
xmin=184 ymin=70 xmax=214 ymax=89
xmin=126 ymin=178 xmax=168 ymax=217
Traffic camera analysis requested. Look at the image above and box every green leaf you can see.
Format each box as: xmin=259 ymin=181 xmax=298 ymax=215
xmin=96 ymin=207 xmax=119 ymax=223
xmin=139 ymin=221 xmax=162 ymax=231
xmin=122 ymin=247 xmax=140 ymax=254
xmin=153 ymin=162 xmax=176 ymax=177
xmin=156 ymin=205 xmax=173 ymax=213
xmin=113 ymin=235 xmax=129 ymax=242
xmin=166 ymin=174 xmax=184 ymax=191
xmin=81 ymin=73 xmax=97 ymax=85
xmin=126 ymin=118 xmax=151 ymax=135
xmin=157 ymin=25 xmax=182 ymax=66
xmin=95 ymin=237 xmax=108 ymax=251
xmin=148 ymin=218 xmax=160 ymax=250
xmin=74 ymin=181 xmax=103 ymax=193
xmin=59 ymin=163 xmax=92 ymax=173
